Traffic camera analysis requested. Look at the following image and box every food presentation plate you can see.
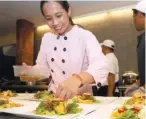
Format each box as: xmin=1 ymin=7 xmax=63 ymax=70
xmin=11 ymin=93 xmax=43 ymax=101
xmin=1 ymin=103 xmax=102 ymax=119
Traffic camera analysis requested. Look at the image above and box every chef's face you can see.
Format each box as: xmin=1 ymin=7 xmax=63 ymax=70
xmin=133 ymin=10 xmax=145 ymax=31
xmin=42 ymin=1 xmax=72 ymax=35
xmin=101 ymin=45 xmax=106 ymax=55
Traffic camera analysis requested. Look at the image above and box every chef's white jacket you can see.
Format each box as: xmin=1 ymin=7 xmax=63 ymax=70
xmin=103 ymin=53 xmax=119 ymax=86
xmin=36 ymin=25 xmax=108 ymax=93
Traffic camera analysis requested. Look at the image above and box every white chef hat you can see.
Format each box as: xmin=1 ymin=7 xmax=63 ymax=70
xmin=100 ymin=39 xmax=115 ymax=49
xmin=133 ymin=0 xmax=146 ymax=14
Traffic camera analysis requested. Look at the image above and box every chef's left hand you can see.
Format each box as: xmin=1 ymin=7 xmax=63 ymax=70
xmin=56 ymin=76 xmax=81 ymax=100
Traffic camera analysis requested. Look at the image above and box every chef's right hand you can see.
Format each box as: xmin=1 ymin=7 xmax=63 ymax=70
xmin=56 ymin=76 xmax=81 ymax=100
xmin=124 ymin=83 xmax=139 ymax=96
xmin=77 ymin=84 xmax=93 ymax=95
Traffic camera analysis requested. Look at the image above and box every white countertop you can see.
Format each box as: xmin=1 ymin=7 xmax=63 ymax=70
xmin=0 ymin=94 xmax=132 ymax=119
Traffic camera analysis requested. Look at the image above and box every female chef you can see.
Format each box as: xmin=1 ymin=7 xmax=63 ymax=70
xmin=35 ymin=1 xmax=108 ymax=99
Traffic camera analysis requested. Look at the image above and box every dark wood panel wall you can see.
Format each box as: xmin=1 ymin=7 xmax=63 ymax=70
xmin=16 ymin=19 xmax=34 ymax=65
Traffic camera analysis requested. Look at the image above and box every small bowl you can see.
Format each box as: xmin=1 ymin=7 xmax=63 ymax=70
xmin=13 ymin=65 xmax=32 ymax=77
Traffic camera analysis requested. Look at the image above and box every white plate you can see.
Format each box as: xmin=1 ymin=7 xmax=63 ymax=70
xmin=11 ymin=93 xmax=52 ymax=101
xmin=11 ymin=93 xmax=40 ymax=101
xmin=0 ymin=98 xmax=38 ymax=113
xmin=78 ymin=104 xmax=122 ymax=119
xmin=12 ymin=95 xmax=118 ymax=103
xmin=0 ymin=100 xmax=39 ymax=113
xmin=95 ymin=96 xmax=118 ymax=104
xmin=109 ymin=97 xmax=131 ymax=105
xmin=1 ymin=101 xmax=101 ymax=119
xmin=0 ymin=97 xmax=125 ymax=119
xmin=76 ymin=96 xmax=118 ymax=105
xmin=73 ymin=96 xmax=118 ymax=105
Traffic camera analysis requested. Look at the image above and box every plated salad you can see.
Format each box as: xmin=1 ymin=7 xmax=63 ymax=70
xmin=124 ymin=93 xmax=146 ymax=106
xmin=0 ymin=98 xmax=23 ymax=110
xmin=0 ymin=90 xmax=17 ymax=98
xmin=33 ymin=98 xmax=83 ymax=116
xmin=34 ymin=90 xmax=55 ymax=100
xmin=111 ymin=106 xmax=142 ymax=119
xmin=72 ymin=93 xmax=101 ymax=104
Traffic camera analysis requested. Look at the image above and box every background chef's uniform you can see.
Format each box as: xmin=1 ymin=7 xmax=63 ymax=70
xmin=93 ymin=40 xmax=119 ymax=96
xmin=36 ymin=25 xmax=109 ymax=93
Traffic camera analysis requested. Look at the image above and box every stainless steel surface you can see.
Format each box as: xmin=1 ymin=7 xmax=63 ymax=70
xmin=122 ymin=71 xmax=139 ymax=86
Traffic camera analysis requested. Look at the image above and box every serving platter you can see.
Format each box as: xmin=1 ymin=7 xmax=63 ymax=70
xmin=1 ymin=102 xmax=101 ymax=119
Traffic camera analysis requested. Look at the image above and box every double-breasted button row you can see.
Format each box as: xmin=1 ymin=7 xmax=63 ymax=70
xmin=54 ymin=47 xmax=57 ymax=51
xmin=64 ymin=36 xmax=67 ymax=40
xmin=54 ymin=47 xmax=67 ymax=52
xmin=62 ymin=47 xmax=67 ymax=52
xmin=51 ymin=58 xmax=54 ymax=62
xmin=50 ymin=57 xmax=65 ymax=74
xmin=51 ymin=58 xmax=65 ymax=63
xmin=51 ymin=36 xmax=67 ymax=76
xmin=62 ymin=71 xmax=65 ymax=74
xmin=51 ymin=69 xmax=66 ymax=75
xmin=56 ymin=36 xmax=67 ymax=40
xmin=62 ymin=59 xmax=65 ymax=63
xmin=51 ymin=69 xmax=54 ymax=72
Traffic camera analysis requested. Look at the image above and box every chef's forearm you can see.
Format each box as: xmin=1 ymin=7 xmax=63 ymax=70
xmin=78 ymin=72 xmax=95 ymax=85
xmin=107 ymin=73 xmax=115 ymax=96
